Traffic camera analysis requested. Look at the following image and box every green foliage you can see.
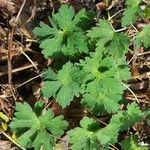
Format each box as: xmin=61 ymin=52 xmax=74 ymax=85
xmin=87 ymin=20 xmax=129 ymax=58
xmin=109 ymin=102 xmax=143 ymax=131
xmin=10 ymin=102 xmax=68 ymax=150
xmin=121 ymin=0 xmax=142 ymax=27
xmin=144 ymin=4 xmax=150 ymax=18
xmin=135 ymin=24 xmax=150 ymax=48
xmin=144 ymin=108 xmax=150 ymax=125
xmin=68 ymin=117 xmax=100 ymax=150
xmin=79 ymin=52 xmax=130 ymax=113
xmin=121 ymin=135 xmax=149 ymax=150
xmin=82 ymin=78 xmax=125 ymax=113
xmin=33 ymin=5 xmax=89 ymax=58
xmin=42 ymin=62 xmax=82 ymax=108
xmin=10 ymin=3 xmax=150 ymax=150
xmin=68 ymin=102 xmax=143 ymax=149
xmin=42 ymin=51 xmax=130 ymax=111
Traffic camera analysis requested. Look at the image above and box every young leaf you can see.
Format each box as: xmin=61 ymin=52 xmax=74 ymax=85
xmin=10 ymin=102 xmax=68 ymax=150
xmin=87 ymin=20 xmax=129 ymax=58
xmin=96 ymin=124 xmax=119 ymax=147
xmin=121 ymin=0 xmax=142 ymax=27
xmin=33 ymin=5 xmax=89 ymax=58
xmin=80 ymin=52 xmax=130 ymax=83
xmin=42 ymin=62 xmax=82 ymax=108
xmin=110 ymin=102 xmax=144 ymax=131
xmin=121 ymin=135 xmax=149 ymax=150
xmin=80 ymin=54 xmax=115 ymax=82
xmin=68 ymin=117 xmax=100 ymax=150
xmin=135 ymin=24 xmax=150 ymax=48
xmin=98 ymin=102 xmax=143 ymax=147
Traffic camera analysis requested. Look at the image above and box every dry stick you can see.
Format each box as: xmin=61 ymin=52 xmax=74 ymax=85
xmin=128 ymin=52 xmax=138 ymax=65
xmin=21 ymin=50 xmax=38 ymax=70
xmin=7 ymin=0 xmax=27 ymax=86
xmin=107 ymin=0 xmax=119 ymax=10
xmin=115 ymin=27 xmax=127 ymax=32
xmin=8 ymin=0 xmax=27 ymax=78
xmin=15 ymin=72 xmax=45 ymax=88
xmin=7 ymin=30 xmax=14 ymax=86
xmin=137 ymin=51 xmax=150 ymax=56
xmin=108 ymin=9 xmax=125 ymax=21
xmin=121 ymin=82 xmax=140 ymax=103
xmin=109 ymin=144 xmax=119 ymax=150
xmin=131 ymin=24 xmax=139 ymax=33
xmin=0 ymin=130 xmax=27 ymax=150
xmin=0 ymin=63 xmax=38 ymax=77
xmin=126 ymin=96 xmax=150 ymax=104
xmin=7 ymin=0 xmax=27 ymax=99
xmin=7 ymin=28 xmax=18 ymax=101
xmin=14 ymin=0 xmax=27 ymax=24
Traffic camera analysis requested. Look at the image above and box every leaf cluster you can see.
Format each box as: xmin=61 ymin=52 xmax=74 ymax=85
xmin=68 ymin=102 xmax=143 ymax=149
xmin=9 ymin=3 xmax=150 ymax=150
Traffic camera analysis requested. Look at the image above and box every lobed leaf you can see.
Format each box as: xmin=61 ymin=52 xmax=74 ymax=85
xmin=135 ymin=24 xmax=150 ymax=48
xmin=121 ymin=135 xmax=149 ymax=150
xmin=68 ymin=103 xmax=143 ymax=149
xmin=33 ymin=5 xmax=89 ymax=58
xmin=42 ymin=62 xmax=82 ymax=108
xmin=10 ymin=102 xmax=68 ymax=150
xmin=87 ymin=20 xmax=129 ymax=58
xmin=121 ymin=0 xmax=142 ymax=27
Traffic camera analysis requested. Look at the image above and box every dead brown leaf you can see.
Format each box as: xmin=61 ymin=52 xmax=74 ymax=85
xmin=0 ymin=140 xmax=19 ymax=150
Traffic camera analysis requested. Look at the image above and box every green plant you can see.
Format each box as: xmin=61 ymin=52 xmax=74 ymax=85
xmin=121 ymin=135 xmax=149 ymax=150
xmin=10 ymin=102 xmax=68 ymax=150
xmin=33 ymin=5 xmax=89 ymax=58
xmin=68 ymin=102 xmax=143 ymax=149
xmin=135 ymin=24 xmax=150 ymax=48
xmin=121 ymin=0 xmax=143 ymax=27
xmin=10 ymin=3 xmax=150 ymax=150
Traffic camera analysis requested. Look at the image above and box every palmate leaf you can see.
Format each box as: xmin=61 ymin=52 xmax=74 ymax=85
xmin=112 ymin=57 xmax=131 ymax=81
xmin=121 ymin=135 xmax=149 ymax=150
xmin=10 ymin=102 xmax=68 ymax=150
xmin=79 ymin=53 xmax=130 ymax=113
xmin=97 ymin=102 xmax=143 ymax=147
xmin=110 ymin=102 xmax=144 ymax=131
xmin=33 ymin=5 xmax=89 ymax=58
xmin=42 ymin=62 xmax=82 ymax=108
xmin=121 ymin=0 xmax=142 ymax=27
xmin=135 ymin=24 xmax=150 ymax=48
xmin=83 ymin=78 xmax=125 ymax=113
xmin=68 ymin=117 xmax=100 ymax=150
xmin=87 ymin=20 xmax=129 ymax=58
xmin=80 ymin=52 xmax=130 ymax=82
xmin=79 ymin=53 xmax=115 ymax=82
xmin=68 ymin=103 xmax=143 ymax=149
